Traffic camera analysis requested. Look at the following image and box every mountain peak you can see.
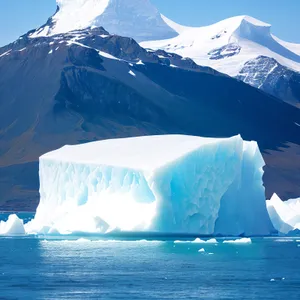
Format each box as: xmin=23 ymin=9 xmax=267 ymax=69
xmin=30 ymin=0 xmax=178 ymax=42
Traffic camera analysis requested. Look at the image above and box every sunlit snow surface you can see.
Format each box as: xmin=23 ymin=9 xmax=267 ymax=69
xmin=142 ymin=15 xmax=300 ymax=76
xmin=30 ymin=0 xmax=178 ymax=42
xmin=267 ymin=194 xmax=300 ymax=234
xmin=22 ymin=134 xmax=274 ymax=236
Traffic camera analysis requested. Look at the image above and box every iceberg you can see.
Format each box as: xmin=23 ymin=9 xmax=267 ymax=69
xmin=266 ymin=193 xmax=300 ymax=234
xmin=0 ymin=214 xmax=26 ymax=236
xmin=26 ymin=135 xmax=274 ymax=236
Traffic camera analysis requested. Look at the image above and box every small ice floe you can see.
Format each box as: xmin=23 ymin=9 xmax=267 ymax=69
xmin=274 ymin=239 xmax=295 ymax=243
xmin=48 ymin=50 xmax=53 ymax=54
xmin=223 ymin=238 xmax=252 ymax=244
xmin=129 ymin=70 xmax=136 ymax=77
xmin=174 ymin=238 xmax=218 ymax=244
xmin=192 ymin=238 xmax=218 ymax=244
xmin=198 ymin=248 xmax=205 ymax=252
xmin=55 ymin=47 xmax=59 ymax=51
xmin=136 ymin=60 xmax=144 ymax=65
xmin=270 ymin=277 xmax=285 ymax=282
xmin=208 ymin=253 xmax=214 ymax=255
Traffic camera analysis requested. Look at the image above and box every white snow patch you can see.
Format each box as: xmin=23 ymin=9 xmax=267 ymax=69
xmin=98 ymin=50 xmax=119 ymax=60
xmin=0 ymin=50 xmax=12 ymax=58
xmin=129 ymin=70 xmax=136 ymax=77
xmin=18 ymin=48 xmax=26 ymax=52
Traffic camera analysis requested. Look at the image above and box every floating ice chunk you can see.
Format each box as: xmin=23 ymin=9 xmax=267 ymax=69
xmin=136 ymin=60 xmax=144 ymax=65
xmin=266 ymin=194 xmax=300 ymax=234
xmin=205 ymin=238 xmax=218 ymax=244
xmin=192 ymin=238 xmax=218 ymax=244
xmin=0 ymin=214 xmax=25 ymax=235
xmin=198 ymin=248 xmax=205 ymax=252
xmin=192 ymin=238 xmax=205 ymax=243
xmin=274 ymin=239 xmax=295 ymax=243
xmin=76 ymin=238 xmax=92 ymax=243
xmin=48 ymin=50 xmax=53 ymax=54
xmin=27 ymin=135 xmax=273 ymax=236
xmin=223 ymin=238 xmax=252 ymax=244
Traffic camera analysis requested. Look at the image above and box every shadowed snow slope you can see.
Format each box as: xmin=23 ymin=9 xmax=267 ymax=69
xmin=142 ymin=15 xmax=300 ymax=76
xmin=25 ymin=135 xmax=274 ymax=236
xmin=267 ymin=194 xmax=300 ymax=234
xmin=30 ymin=0 xmax=178 ymax=42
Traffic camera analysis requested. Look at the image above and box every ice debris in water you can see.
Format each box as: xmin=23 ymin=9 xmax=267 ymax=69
xmin=0 ymin=215 xmax=25 ymax=235
xmin=24 ymin=134 xmax=273 ymax=236
xmin=198 ymin=248 xmax=205 ymax=252
xmin=174 ymin=238 xmax=218 ymax=244
xmin=223 ymin=238 xmax=252 ymax=244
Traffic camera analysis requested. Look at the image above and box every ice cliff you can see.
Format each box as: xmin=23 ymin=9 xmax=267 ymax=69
xmin=267 ymin=194 xmax=300 ymax=234
xmin=24 ymin=135 xmax=274 ymax=236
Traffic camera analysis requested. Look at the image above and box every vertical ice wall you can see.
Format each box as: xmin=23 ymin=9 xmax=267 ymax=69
xmin=26 ymin=135 xmax=273 ymax=236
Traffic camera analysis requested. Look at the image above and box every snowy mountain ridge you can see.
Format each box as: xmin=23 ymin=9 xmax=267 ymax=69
xmin=30 ymin=0 xmax=178 ymax=42
xmin=142 ymin=15 xmax=300 ymax=76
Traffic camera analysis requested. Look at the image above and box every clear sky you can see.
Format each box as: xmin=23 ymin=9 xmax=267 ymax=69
xmin=0 ymin=0 xmax=299 ymax=47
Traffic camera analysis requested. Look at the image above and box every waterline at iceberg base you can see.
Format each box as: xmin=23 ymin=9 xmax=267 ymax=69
xmin=8 ymin=134 xmax=272 ymax=237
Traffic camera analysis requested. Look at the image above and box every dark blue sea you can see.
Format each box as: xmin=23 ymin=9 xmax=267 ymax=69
xmin=0 ymin=213 xmax=300 ymax=299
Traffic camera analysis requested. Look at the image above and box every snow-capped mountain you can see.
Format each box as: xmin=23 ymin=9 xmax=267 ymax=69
xmin=142 ymin=15 xmax=300 ymax=75
xmin=142 ymin=15 xmax=300 ymax=107
xmin=30 ymin=0 xmax=178 ymax=42
xmin=1 ymin=21 xmax=300 ymax=211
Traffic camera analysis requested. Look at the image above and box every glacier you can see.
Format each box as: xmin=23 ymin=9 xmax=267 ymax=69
xmin=266 ymin=194 xmax=300 ymax=234
xmin=25 ymin=134 xmax=274 ymax=236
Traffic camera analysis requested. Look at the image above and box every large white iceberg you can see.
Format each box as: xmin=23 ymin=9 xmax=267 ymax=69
xmin=266 ymin=194 xmax=300 ymax=234
xmin=26 ymin=135 xmax=274 ymax=236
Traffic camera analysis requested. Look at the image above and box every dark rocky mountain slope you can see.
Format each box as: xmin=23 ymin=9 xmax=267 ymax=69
xmin=0 ymin=28 xmax=300 ymax=211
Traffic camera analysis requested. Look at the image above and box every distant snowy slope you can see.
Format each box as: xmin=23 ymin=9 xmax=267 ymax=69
xmin=141 ymin=15 xmax=300 ymax=76
xmin=30 ymin=0 xmax=178 ymax=42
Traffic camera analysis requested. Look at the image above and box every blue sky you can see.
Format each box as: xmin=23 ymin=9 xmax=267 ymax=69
xmin=0 ymin=0 xmax=299 ymax=46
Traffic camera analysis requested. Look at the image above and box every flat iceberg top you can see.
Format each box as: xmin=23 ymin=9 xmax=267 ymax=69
xmin=41 ymin=135 xmax=242 ymax=171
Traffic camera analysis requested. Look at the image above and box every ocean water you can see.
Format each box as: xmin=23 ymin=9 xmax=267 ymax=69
xmin=0 ymin=214 xmax=300 ymax=299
